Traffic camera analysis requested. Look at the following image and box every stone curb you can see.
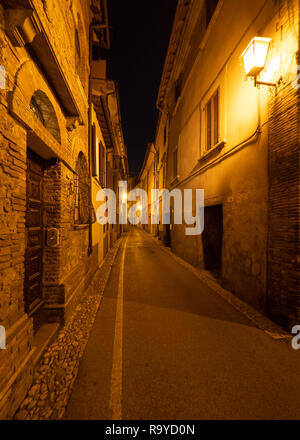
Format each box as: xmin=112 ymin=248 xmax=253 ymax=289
xmin=14 ymin=237 xmax=124 ymax=420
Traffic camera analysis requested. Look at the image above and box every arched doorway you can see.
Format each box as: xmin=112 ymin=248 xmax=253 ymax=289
xmin=25 ymin=91 xmax=61 ymax=332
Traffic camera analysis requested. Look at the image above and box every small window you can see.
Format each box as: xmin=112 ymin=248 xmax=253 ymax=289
xmin=30 ymin=97 xmax=45 ymax=125
xmin=29 ymin=91 xmax=61 ymax=143
xmin=99 ymin=142 xmax=106 ymax=187
xmin=205 ymin=89 xmax=219 ymax=151
xmin=75 ymin=29 xmax=81 ymax=75
xmin=173 ymin=148 xmax=178 ymax=178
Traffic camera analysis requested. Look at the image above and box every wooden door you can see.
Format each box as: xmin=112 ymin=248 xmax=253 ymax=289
xmin=25 ymin=149 xmax=44 ymax=330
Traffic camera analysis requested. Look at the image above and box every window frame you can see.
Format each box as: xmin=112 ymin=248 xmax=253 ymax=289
xmin=205 ymin=88 xmax=219 ymax=151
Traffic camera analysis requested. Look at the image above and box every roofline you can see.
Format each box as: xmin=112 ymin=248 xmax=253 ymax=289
xmin=138 ymin=142 xmax=154 ymax=183
xmin=156 ymin=0 xmax=193 ymax=110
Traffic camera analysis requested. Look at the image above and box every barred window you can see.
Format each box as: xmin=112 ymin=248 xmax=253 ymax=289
xmin=29 ymin=91 xmax=61 ymax=143
xmin=74 ymin=152 xmax=90 ymax=225
xmin=75 ymin=29 xmax=81 ymax=76
xmin=30 ymin=97 xmax=45 ymax=125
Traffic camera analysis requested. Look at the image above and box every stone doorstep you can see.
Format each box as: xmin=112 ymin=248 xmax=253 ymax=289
xmin=32 ymin=323 xmax=60 ymax=366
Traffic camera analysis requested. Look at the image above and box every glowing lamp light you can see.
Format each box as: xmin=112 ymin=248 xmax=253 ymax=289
xmin=242 ymin=37 xmax=278 ymax=88
xmin=122 ymin=192 xmax=127 ymax=202
xmin=242 ymin=37 xmax=271 ymax=77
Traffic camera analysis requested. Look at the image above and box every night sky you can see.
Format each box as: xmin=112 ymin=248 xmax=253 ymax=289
xmin=107 ymin=0 xmax=178 ymax=176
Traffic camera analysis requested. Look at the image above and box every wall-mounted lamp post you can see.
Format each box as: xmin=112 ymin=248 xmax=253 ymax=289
xmin=242 ymin=37 xmax=277 ymax=87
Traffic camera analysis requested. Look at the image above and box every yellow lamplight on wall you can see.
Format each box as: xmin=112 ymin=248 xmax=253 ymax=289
xmin=122 ymin=192 xmax=128 ymax=202
xmin=242 ymin=37 xmax=276 ymax=87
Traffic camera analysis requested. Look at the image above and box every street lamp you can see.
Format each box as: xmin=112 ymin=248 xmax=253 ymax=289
xmin=242 ymin=37 xmax=276 ymax=87
xmin=122 ymin=192 xmax=128 ymax=203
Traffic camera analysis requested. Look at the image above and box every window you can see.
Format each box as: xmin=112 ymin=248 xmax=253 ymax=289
xmin=205 ymin=89 xmax=219 ymax=150
xmin=205 ymin=0 xmax=219 ymax=27
xmin=30 ymin=97 xmax=45 ymax=125
xmin=75 ymin=152 xmax=90 ymax=224
xmin=173 ymin=148 xmax=178 ymax=178
xmin=29 ymin=91 xmax=61 ymax=143
xmin=75 ymin=29 xmax=81 ymax=76
xmin=99 ymin=142 xmax=106 ymax=187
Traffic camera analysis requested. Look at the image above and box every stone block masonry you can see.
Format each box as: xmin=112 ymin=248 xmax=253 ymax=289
xmin=14 ymin=237 xmax=123 ymax=420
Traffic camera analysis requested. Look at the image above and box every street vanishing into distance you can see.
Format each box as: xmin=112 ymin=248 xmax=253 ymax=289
xmin=64 ymin=228 xmax=300 ymax=420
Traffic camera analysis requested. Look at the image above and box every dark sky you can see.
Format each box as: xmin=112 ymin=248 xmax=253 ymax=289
xmin=107 ymin=0 xmax=178 ymax=175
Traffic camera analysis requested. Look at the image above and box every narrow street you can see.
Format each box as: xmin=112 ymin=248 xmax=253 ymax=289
xmin=64 ymin=228 xmax=300 ymax=420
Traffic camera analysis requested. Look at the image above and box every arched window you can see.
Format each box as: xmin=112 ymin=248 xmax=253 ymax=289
xmin=75 ymin=14 xmax=86 ymax=90
xmin=75 ymin=152 xmax=90 ymax=225
xmin=30 ymin=90 xmax=61 ymax=143
xmin=30 ymin=97 xmax=45 ymax=125
xmin=75 ymin=29 xmax=81 ymax=76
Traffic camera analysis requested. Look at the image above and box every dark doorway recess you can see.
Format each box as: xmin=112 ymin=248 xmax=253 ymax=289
xmin=25 ymin=148 xmax=45 ymax=333
xmin=202 ymin=204 xmax=223 ymax=272
xmin=165 ymin=224 xmax=171 ymax=248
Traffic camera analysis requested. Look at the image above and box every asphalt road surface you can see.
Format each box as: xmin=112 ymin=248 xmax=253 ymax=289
xmin=64 ymin=228 xmax=300 ymax=420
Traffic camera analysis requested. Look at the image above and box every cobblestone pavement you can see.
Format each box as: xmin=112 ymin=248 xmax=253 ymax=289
xmin=14 ymin=238 xmax=123 ymax=420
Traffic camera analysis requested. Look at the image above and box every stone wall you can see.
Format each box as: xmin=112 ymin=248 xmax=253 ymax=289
xmin=156 ymin=0 xmax=299 ymax=327
xmin=0 ymin=0 xmax=103 ymax=419
xmin=268 ymin=80 xmax=299 ymax=328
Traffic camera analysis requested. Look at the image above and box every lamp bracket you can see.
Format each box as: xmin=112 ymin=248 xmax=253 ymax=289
xmin=254 ymin=76 xmax=282 ymax=88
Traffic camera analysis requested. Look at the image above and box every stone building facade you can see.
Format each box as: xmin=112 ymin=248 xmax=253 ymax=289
xmin=0 ymin=0 xmax=127 ymax=419
xmin=151 ymin=0 xmax=299 ymax=328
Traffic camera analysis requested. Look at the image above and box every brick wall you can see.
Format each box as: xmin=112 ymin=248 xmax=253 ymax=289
xmin=268 ymin=80 xmax=300 ymax=329
xmin=0 ymin=0 xmax=104 ymax=419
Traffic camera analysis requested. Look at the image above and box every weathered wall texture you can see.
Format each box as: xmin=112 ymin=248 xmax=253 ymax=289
xmin=268 ymin=79 xmax=300 ymax=327
xmin=0 ymin=0 xmax=116 ymax=419
xmin=154 ymin=0 xmax=299 ymax=328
